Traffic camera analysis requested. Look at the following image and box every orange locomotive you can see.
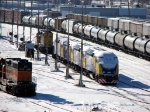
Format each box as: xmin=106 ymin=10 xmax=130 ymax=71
xmin=0 ymin=58 xmax=36 ymax=96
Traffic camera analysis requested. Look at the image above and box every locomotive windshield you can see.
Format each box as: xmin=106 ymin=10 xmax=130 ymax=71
xmin=18 ymin=62 xmax=32 ymax=71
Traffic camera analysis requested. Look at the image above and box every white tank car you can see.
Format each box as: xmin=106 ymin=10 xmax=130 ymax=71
xmin=124 ymin=35 xmax=139 ymax=50
xmin=91 ymin=27 xmax=101 ymax=40
xmin=66 ymin=19 xmax=80 ymax=34
xmin=22 ymin=16 xmax=31 ymax=24
xmin=84 ymin=25 xmax=94 ymax=38
xmin=134 ymin=38 xmax=150 ymax=53
xmin=49 ymin=19 xmax=55 ymax=29
xmin=36 ymin=15 xmax=47 ymax=26
xmin=106 ymin=31 xmax=119 ymax=44
xmin=73 ymin=23 xmax=82 ymax=34
xmin=44 ymin=17 xmax=52 ymax=27
xmin=114 ymin=33 xmax=128 ymax=47
xmin=61 ymin=20 xmax=67 ymax=32
xmin=78 ymin=25 xmax=86 ymax=35
xmin=146 ymin=41 xmax=150 ymax=54
xmin=98 ymin=29 xmax=109 ymax=41
xmin=29 ymin=16 xmax=36 ymax=26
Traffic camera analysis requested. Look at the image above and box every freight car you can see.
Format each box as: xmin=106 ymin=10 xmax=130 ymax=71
xmin=2 ymin=9 xmax=30 ymax=24
xmin=60 ymin=18 xmax=150 ymax=61
xmin=1 ymin=8 xmax=150 ymax=60
xmin=0 ymin=58 xmax=36 ymax=96
xmin=53 ymin=36 xmax=119 ymax=84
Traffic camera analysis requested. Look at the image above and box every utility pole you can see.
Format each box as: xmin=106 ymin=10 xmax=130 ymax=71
xmin=45 ymin=0 xmax=50 ymax=65
xmin=30 ymin=0 xmax=33 ymax=42
xmin=37 ymin=0 xmax=40 ymax=61
xmin=23 ymin=0 xmax=25 ymax=43
xmin=79 ymin=0 xmax=84 ymax=87
xmin=55 ymin=0 xmax=59 ymax=70
xmin=11 ymin=0 xmax=14 ymax=44
xmin=66 ymin=0 xmax=70 ymax=78
xmin=16 ymin=0 xmax=20 ymax=48
xmin=128 ymin=0 xmax=130 ymax=17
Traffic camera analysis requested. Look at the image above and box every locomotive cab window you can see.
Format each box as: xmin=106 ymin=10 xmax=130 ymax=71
xmin=18 ymin=63 xmax=32 ymax=71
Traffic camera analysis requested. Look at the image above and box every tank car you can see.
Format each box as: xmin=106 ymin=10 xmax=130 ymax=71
xmin=36 ymin=15 xmax=47 ymax=27
xmin=114 ymin=33 xmax=128 ymax=50
xmin=84 ymin=25 xmax=94 ymax=40
xmin=124 ymin=35 xmax=140 ymax=54
xmin=0 ymin=58 xmax=36 ymax=96
xmin=49 ymin=18 xmax=55 ymax=30
xmin=73 ymin=23 xmax=82 ymax=35
xmin=78 ymin=24 xmax=86 ymax=35
xmin=29 ymin=16 xmax=37 ymax=26
xmin=66 ymin=19 xmax=80 ymax=34
xmin=97 ymin=29 xmax=110 ymax=45
xmin=90 ymin=27 xmax=101 ymax=42
xmin=105 ymin=31 xmax=119 ymax=48
xmin=22 ymin=16 xmax=31 ymax=25
xmin=134 ymin=38 xmax=150 ymax=59
xmin=61 ymin=20 xmax=67 ymax=33
xmin=43 ymin=17 xmax=52 ymax=27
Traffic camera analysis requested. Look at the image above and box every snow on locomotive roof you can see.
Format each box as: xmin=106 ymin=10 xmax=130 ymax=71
xmin=95 ymin=51 xmax=117 ymax=58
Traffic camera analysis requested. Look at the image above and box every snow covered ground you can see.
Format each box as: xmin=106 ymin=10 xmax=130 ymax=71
xmin=0 ymin=24 xmax=150 ymax=112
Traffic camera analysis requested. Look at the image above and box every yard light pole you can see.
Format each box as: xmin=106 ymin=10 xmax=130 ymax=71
xmin=37 ymin=0 xmax=40 ymax=61
xmin=128 ymin=0 xmax=130 ymax=17
xmin=16 ymin=0 xmax=20 ymax=48
xmin=11 ymin=0 xmax=14 ymax=44
xmin=55 ymin=0 xmax=59 ymax=70
xmin=79 ymin=0 xmax=84 ymax=87
xmin=30 ymin=0 xmax=33 ymax=42
xmin=23 ymin=0 xmax=25 ymax=43
xmin=45 ymin=0 xmax=50 ymax=65
xmin=66 ymin=0 xmax=70 ymax=78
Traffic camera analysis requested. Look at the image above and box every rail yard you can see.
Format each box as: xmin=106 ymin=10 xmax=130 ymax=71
xmin=0 ymin=0 xmax=150 ymax=111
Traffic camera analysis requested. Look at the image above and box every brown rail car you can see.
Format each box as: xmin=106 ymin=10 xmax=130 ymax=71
xmin=5 ymin=9 xmax=14 ymax=23
xmin=54 ymin=17 xmax=66 ymax=31
xmin=0 ymin=9 xmax=5 ymax=22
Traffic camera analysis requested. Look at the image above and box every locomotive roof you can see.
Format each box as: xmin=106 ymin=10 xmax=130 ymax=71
xmin=95 ymin=51 xmax=117 ymax=58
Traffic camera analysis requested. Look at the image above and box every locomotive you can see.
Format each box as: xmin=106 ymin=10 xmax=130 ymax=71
xmin=53 ymin=36 xmax=119 ymax=84
xmin=34 ymin=29 xmax=54 ymax=54
xmin=0 ymin=58 xmax=36 ymax=96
